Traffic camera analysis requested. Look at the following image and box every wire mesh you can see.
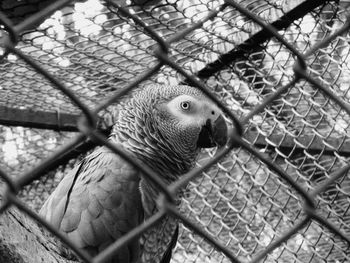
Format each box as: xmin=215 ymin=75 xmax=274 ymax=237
xmin=1 ymin=0 xmax=350 ymax=262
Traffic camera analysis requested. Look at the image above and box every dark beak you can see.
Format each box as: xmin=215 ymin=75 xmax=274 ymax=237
xmin=197 ymin=115 xmax=228 ymax=148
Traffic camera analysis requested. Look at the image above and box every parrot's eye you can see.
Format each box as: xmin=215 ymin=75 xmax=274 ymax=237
xmin=180 ymin=101 xmax=191 ymax=111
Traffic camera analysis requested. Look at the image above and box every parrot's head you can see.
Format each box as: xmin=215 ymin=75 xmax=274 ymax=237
xmin=154 ymin=90 xmax=228 ymax=151
xmin=112 ymin=84 xmax=228 ymax=176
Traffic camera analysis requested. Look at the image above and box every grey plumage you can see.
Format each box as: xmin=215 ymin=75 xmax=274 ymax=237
xmin=40 ymin=85 xmax=228 ymax=262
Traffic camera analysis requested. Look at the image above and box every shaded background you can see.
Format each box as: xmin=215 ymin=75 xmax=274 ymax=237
xmin=1 ymin=0 xmax=350 ymax=262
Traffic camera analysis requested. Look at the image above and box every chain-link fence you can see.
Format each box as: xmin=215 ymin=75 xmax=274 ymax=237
xmin=1 ymin=0 xmax=350 ymax=262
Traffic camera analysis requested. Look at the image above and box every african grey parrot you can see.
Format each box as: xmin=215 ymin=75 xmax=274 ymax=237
xmin=39 ymin=84 xmax=228 ymax=262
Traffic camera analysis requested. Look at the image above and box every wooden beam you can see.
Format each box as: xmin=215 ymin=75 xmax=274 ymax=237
xmin=1 ymin=105 xmax=347 ymax=157
xmin=182 ymin=0 xmax=329 ymax=83
xmin=246 ymin=131 xmax=350 ymax=157
xmin=0 ymin=106 xmax=79 ymax=132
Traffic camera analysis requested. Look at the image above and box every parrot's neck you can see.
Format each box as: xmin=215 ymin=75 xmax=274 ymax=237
xmin=110 ymin=133 xmax=198 ymax=180
xmin=109 ymin=99 xmax=201 ymax=179
xmin=109 ymin=131 xmax=195 ymax=216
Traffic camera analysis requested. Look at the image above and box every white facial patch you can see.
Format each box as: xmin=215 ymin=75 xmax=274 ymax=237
xmin=165 ymin=94 xmax=221 ymax=127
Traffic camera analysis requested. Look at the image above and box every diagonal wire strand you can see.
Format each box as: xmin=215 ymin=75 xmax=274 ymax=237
xmin=0 ymin=1 xmax=350 ymax=263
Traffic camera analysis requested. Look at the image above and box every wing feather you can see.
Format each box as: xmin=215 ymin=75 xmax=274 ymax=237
xmin=40 ymin=146 xmax=143 ymax=260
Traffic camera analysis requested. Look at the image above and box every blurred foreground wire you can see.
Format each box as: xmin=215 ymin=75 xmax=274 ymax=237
xmin=1 ymin=0 xmax=350 ymax=262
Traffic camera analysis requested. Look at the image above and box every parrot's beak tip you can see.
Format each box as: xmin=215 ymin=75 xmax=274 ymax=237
xmin=212 ymin=115 xmax=228 ymax=147
xmin=197 ymin=115 xmax=228 ymax=148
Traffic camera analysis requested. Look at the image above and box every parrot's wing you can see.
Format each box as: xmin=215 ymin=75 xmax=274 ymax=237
xmin=40 ymin=147 xmax=143 ymax=261
xmin=160 ymin=225 xmax=179 ymax=263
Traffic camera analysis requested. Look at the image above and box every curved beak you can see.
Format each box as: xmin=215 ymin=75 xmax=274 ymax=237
xmin=197 ymin=115 xmax=228 ymax=148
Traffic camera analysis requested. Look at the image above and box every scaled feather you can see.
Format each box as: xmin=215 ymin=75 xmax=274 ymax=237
xmin=40 ymin=85 xmax=227 ymax=262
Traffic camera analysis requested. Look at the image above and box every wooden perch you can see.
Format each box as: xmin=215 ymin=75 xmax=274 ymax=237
xmin=0 ymin=205 xmax=77 ymax=263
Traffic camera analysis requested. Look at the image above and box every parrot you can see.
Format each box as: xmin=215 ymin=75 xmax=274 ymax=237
xmin=39 ymin=84 xmax=228 ymax=263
